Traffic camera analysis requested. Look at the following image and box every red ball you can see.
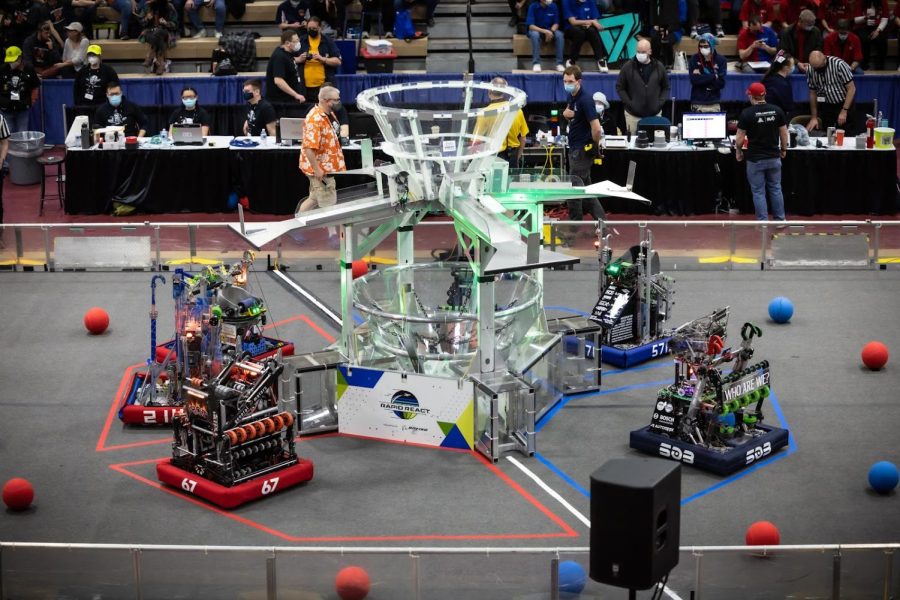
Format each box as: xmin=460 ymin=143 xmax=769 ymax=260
xmin=351 ymin=260 xmax=368 ymax=280
xmin=745 ymin=520 xmax=780 ymax=546
xmin=862 ymin=341 xmax=889 ymax=370
xmin=2 ymin=478 xmax=34 ymax=511
xmin=335 ymin=566 xmax=370 ymax=600
xmin=84 ymin=307 xmax=110 ymax=335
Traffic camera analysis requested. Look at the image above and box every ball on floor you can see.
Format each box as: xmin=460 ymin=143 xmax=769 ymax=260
xmin=2 ymin=478 xmax=34 ymax=511
xmin=335 ymin=566 xmax=370 ymax=600
xmin=558 ymin=560 xmax=587 ymax=594
xmin=767 ymin=297 xmax=793 ymax=324
xmin=84 ymin=307 xmax=110 ymax=335
xmin=745 ymin=520 xmax=780 ymax=546
xmin=861 ymin=341 xmax=889 ymax=370
xmin=868 ymin=461 xmax=899 ymax=494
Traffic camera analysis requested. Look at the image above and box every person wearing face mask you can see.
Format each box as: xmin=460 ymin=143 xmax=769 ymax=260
xmin=73 ymin=45 xmax=119 ymax=106
xmin=823 ymin=19 xmax=862 ymax=74
xmin=591 ymin=90 xmax=615 ymax=135
xmin=296 ymin=16 xmax=342 ymax=104
xmin=561 ymin=65 xmax=605 ymax=246
xmin=688 ymin=33 xmax=727 ymax=113
xmin=275 ymin=0 xmax=307 ymax=31
xmin=777 ymin=9 xmax=822 ymax=70
xmin=168 ymin=86 xmax=211 ymax=137
xmin=804 ymin=50 xmax=856 ymax=134
xmin=561 ymin=0 xmax=608 ymax=73
xmin=298 ymin=85 xmax=346 ymax=247
xmin=525 ymin=0 xmax=565 ymax=72
xmin=242 ymin=79 xmax=278 ymax=136
xmin=94 ymin=82 xmax=147 ymax=137
xmin=265 ymin=29 xmax=307 ymax=106
xmin=615 ymin=38 xmax=669 ymax=137
xmin=761 ymin=50 xmax=795 ymax=115
xmin=0 ymin=46 xmax=40 ymax=134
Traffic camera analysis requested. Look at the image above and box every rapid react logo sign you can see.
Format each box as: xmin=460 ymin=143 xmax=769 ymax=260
xmin=381 ymin=390 xmax=431 ymax=420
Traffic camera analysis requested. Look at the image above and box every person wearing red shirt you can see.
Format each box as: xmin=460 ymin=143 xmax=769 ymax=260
xmin=823 ymin=19 xmax=863 ymax=73
xmin=817 ymin=0 xmax=851 ymax=33
xmin=740 ymin=0 xmax=770 ymax=28
xmin=738 ymin=15 xmax=780 ymax=70
xmin=853 ymin=0 xmax=888 ymax=69
xmin=766 ymin=0 xmax=789 ymax=31
xmin=787 ymin=0 xmax=816 ymax=26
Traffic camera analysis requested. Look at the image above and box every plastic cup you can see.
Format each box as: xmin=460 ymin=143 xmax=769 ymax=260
xmin=835 ymin=129 xmax=845 ymax=146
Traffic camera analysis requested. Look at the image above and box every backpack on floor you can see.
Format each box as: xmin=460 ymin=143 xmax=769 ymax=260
xmin=220 ymin=31 xmax=258 ymax=72
xmin=393 ymin=9 xmax=415 ymax=40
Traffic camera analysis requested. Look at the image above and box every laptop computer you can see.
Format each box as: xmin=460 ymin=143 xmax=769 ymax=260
xmin=172 ymin=125 xmax=204 ymax=146
xmin=279 ymin=118 xmax=304 ymax=145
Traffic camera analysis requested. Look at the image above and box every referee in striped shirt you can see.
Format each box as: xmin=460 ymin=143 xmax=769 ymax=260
xmin=805 ymin=51 xmax=856 ymax=134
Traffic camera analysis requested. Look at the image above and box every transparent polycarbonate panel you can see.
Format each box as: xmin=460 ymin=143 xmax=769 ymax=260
xmin=276 ymin=552 xmax=417 ymax=599
xmin=1 ymin=546 xmax=136 ymax=598
xmin=695 ymin=548 xmax=834 ymax=599
xmin=296 ymin=367 xmax=338 ymax=434
xmin=416 ymin=552 xmax=553 ymax=599
xmin=138 ymin=547 xmax=269 ymax=599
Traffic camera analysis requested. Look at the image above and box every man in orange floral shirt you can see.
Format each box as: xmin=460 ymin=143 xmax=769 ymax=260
xmin=298 ymin=85 xmax=347 ymax=247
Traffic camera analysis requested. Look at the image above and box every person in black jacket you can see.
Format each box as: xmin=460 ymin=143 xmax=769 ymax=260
xmin=93 ymin=81 xmax=147 ymax=137
xmin=688 ymin=33 xmax=727 ymax=112
xmin=296 ymin=16 xmax=341 ymax=103
xmin=615 ymin=38 xmax=669 ymax=136
xmin=265 ymin=28 xmax=306 ymax=105
xmin=73 ymin=44 xmax=119 ymax=105
xmin=761 ymin=51 xmax=794 ymax=117
xmin=778 ymin=9 xmax=823 ymax=71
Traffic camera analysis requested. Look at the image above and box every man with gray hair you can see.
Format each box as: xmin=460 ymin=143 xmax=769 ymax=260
xmin=777 ymin=9 xmax=823 ymax=71
xmin=298 ymin=84 xmax=346 ymax=247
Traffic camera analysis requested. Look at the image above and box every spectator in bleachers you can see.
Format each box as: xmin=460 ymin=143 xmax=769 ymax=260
xmin=168 ymin=86 xmax=211 ymax=136
xmin=688 ymin=33 xmax=727 ymax=112
xmin=38 ymin=0 xmax=71 ymax=39
xmin=112 ymin=0 xmax=139 ymax=40
xmin=525 ymin=0 xmax=565 ymax=72
xmin=823 ymin=19 xmax=862 ymax=73
xmin=60 ymin=21 xmax=89 ymax=77
xmin=242 ymin=78 xmax=277 ymax=136
xmin=805 ymin=50 xmax=856 ymax=133
xmin=275 ymin=0 xmax=307 ymax=31
xmin=740 ymin=0 xmax=771 ymax=29
xmin=22 ymin=20 xmax=64 ymax=77
xmin=396 ymin=0 xmax=437 ymax=29
xmin=507 ymin=0 xmax=526 ymax=28
xmin=265 ymin=29 xmax=306 ymax=104
xmin=139 ymin=0 xmax=178 ymax=75
xmin=686 ymin=0 xmax=725 ymax=39
xmin=615 ymin=38 xmax=669 ymax=137
xmin=853 ymin=0 xmax=888 ymax=70
xmin=0 ymin=46 xmax=39 ymax=133
xmin=894 ymin=3 xmax=900 ymax=71
xmin=737 ymin=15 xmax=779 ymax=71
xmin=308 ymin=0 xmax=346 ymax=36
xmin=765 ymin=0 xmax=789 ymax=32
xmin=562 ymin=0 xmax=609 ymax=73
xmin=297 ymin=15 xmax=341 ymax=103
xmin=817 ymin=0 xmax=850 ymax=34
xmin=65 ymin=0 xmax=100 ymax=38
xmin=761 ymin=50 xmax=795 ymax=115
xmin=94 ymin=81 xmax=147 ymax=136
xmin=185 ymin=0 xmax=227 ymax=38
xmin=73 ymin=44 xmax=119 ymax=105
xmin=777 ymin=8 xmax=821 ymax=70
xmin=3 ymin=0 xmax=43 ymax=47
xmin=786 ymin=0 xmax=817 ymax=26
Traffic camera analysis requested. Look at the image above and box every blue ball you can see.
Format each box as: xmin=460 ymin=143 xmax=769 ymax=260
xmin=558 ymin=560 xmax=587 ymax=595
xmin=717 ymin=412 xmax=736 ymax=426
xmin=868 ymin=461 xmax=899 ymax=494
xmin=768 ymin=296 xmax=794 ymax=324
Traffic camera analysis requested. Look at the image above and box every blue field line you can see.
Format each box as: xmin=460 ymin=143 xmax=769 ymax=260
xmin=604 ymin=360 xmax=674 ymax=377
xmin=535 ymin=378 xmax=671 ymax=432
xmin=535 ymin=452 xmax=592 ymax=499
xmin=767 ymin=391 xmax=798 ymax=452
xmin=545 ymin=305 xmax=590 ymax=317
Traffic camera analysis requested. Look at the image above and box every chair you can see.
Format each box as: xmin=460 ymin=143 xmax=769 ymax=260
xmin=37 ymin=155 xmax=65 ymax=216
xmin=344 ymin=0 xmax=384 ymax=38
xmin=93 ymin=22 xmax=119 ymax=40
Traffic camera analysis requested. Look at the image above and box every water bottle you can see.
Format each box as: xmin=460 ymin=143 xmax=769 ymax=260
xmin=80 ymin=122 xmax=90 ymax=149
xmin=160 ymin=129 xmax=168 ymax=146
xmin=260 ymin=128 xmax=267 ymax=146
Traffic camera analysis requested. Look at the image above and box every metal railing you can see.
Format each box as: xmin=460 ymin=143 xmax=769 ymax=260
xmin=1 ymin=542 xmax=897 ymax=599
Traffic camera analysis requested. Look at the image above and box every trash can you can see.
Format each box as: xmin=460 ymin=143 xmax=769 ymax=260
xmin=8 ymin=131 xmax=45 ymax=185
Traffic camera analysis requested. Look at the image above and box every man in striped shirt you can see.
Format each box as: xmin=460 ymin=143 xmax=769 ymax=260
xmin=805 ymin=50 xmax=856 ymax=134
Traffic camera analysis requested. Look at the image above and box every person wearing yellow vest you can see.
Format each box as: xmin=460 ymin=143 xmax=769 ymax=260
xmin=296 ymin=16 xmax=343 ymax=104
xmin=491 ymin=76 xmax=529 ymax=167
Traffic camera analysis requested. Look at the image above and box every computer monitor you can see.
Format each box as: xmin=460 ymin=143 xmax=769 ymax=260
xmin=279 ymin=118 xmax=304 ymax=143
xmin=682 ymin=113 xmax=727 ymax=142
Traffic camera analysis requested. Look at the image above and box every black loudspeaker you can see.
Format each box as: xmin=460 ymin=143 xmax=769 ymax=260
xmin=590 ymin=458 xmax=681 ymax=590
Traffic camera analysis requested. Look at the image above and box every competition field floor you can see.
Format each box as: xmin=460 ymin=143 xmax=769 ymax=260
xmin=2 ymin=267 xmax=900 ymax=597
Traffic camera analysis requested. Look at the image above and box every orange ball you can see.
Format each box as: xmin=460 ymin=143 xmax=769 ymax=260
xmin=2 ymin=478 xmax=34 ymax=511
xmin=335 ymin=566 xmax=370 ymax=600
xmin=84 ymin=307 xmax=109 ymax=335
xmin=745 ymin=520 xmax=780 ymax=546
xmin=862 ymin=341 xmax=889 ymax=370
xmin=351 ymin=260 xmax=368 ymax=280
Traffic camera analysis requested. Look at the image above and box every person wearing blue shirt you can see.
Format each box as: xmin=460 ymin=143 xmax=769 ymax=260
xmin=561 ymin=65 xmax=605 ymax=245
xmin=562 ymin=0 xmax=608 ymax=72
xmin=688 ymin=33 xmax=727 ymax=112
xmin=737 ymin=15 xmax=780 ymax=72
xmin=526 ymin=0 xmax=564 ymax=71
